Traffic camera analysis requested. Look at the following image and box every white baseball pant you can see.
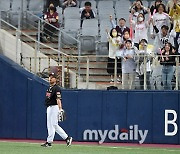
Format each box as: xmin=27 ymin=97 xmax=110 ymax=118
xmin=46 ymin=105 xmax=68 ymax=143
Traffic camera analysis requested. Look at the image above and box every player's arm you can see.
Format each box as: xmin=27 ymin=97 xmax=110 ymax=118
xmin=57 ymin=99 xmax=62 ymax=110
xmin=56 ymin=91 xmax=62 ymax=110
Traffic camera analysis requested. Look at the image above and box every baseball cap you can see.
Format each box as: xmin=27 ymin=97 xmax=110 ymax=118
xmin=49 ymin=72 xmax=57 ymax=78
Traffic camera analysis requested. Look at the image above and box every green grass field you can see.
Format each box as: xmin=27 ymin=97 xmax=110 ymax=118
xmin=0 ymin=141 xmax=180 ymax=154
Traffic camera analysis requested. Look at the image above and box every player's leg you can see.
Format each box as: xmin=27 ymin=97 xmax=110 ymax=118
xmin=47 ymin=106 xmax=56 ymax=143
xmin=41 ymin=106 xmax=55 ymax=147
xmin=52 ymin=105 xmax=72 ymax=146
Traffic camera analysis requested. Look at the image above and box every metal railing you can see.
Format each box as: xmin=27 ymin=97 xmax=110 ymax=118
xmin=22 ymin=10 xmax=82 ymax=77
xmin=0 ymin=18 xmax=73 ymax=88
xmin=0 ymin=7 xmax=81 ymax=54
xmin=0 ymin=8 xmax=83 ymax=87
xmin=18 ymin=54 xmax=180 ymax=90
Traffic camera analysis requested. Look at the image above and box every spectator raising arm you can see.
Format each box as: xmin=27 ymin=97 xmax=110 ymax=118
xmin=109 ymin=15 xmax=116 ymax=29
xmin=62 ymin=0 xmax=77 ymax=8
xmin=110 ymin=16 xmax=130 ymax=37
xmin=129 ymin=0 xmax=148 ymax=18
xmin=151 ymin=19 xmax=160 ymax=34
xmin=147 ymin=9 xmax=152 ymax=25
xmin=129 ymin=13 xmax=134 ymax=40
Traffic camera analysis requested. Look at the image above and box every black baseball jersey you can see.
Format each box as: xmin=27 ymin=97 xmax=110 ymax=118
xmin=45 ymin=84 xmax=62 ymax=107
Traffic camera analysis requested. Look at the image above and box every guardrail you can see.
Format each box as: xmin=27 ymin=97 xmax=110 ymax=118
xmin=23 ymin=11 xmax=81 ymax=55
xmin=0 ymin=18 xmax=71 ymax=88
xmin=19 ymin=54 xmax=180 ymax=90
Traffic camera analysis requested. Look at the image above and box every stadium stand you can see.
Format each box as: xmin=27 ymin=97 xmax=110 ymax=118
xmin=1 ymin=0 xmax=178 ymax=90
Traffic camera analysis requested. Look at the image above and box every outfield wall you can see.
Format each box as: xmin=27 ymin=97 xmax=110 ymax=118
xmin=0 ymin=54 xmax=179 ymax=144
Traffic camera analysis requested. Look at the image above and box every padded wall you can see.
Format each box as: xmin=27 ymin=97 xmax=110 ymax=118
xmin=0 ymin=54 xmax=179 ymax=144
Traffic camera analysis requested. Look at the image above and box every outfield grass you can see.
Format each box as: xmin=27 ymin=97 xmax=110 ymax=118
xmin=0 ymin=141 xmax=180 ymax=154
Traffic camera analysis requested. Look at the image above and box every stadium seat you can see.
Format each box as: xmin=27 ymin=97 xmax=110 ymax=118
xmin=115 ymin=0 xmax=131 ymax=16
xmin=116 ymin=12 xmax=129 ymax=19
xmin=10 ymin=0 xmax=28 ymax=27
xmin=96 ymin=36 xmax=109 ymax=58
xmin=27 ymin=0 xmax=44 ymax=15
xmin=0 ymin=0 xmax=11 ymax=11
xmin=64 ymin=7 xmax=80 ymax=20
xmin=26 ymin=0 xmax=45 ymax=26
xmin=56 ymin=7 xmax=63 ymax=26
xmin=115 ymin=0 xmax=131 ymax=7
xmin=98 ymin=8 xmax=115 ymax=20
xmin=81 ymin=19 xmax=98 ymax=36
xmin=64 ymin=19 xmax=80 ymax=31
xmin=124 ymin=0 xmax=132 ymax=3
xmin=11 ymin=0 xmax=27 ymax=11
xmin=115 ymin=1 xmax=130 ymax=22
xmin=99 ymin=19 xmax=112 ymax=42
xmin=100 ymin=19 xmax=112 ymax=28
xmin=0 ymin=0 xmax=11 ymax=21
xmin=142 ymin=0 xmax=149 ymax=8
xmin=97 ymin=0 xmax=114 ymax=10
xmin=79 ymin=19 xmax=99 ymax=53
xmin=62 ymin=18 xmax=80 ymax=46
xmin=97 ymin=19 xmax=111 ymax=56
xmin=96 ymin=33 xmax=109 ymax=57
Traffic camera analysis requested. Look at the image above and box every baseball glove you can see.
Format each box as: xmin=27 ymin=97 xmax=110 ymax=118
xmin=58 ymin=109 xmax=66 ymax=122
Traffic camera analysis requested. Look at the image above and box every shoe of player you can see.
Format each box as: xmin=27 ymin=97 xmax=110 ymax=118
xmin=110 ymin=78 xmax=114 ymax=83
xmin=66 ymin=137 xmax=72 ymax=147
xmin=41 ymin=142 xmax=52 ymax=147
xmin=117 ymin=78 xmax=121 ymax=83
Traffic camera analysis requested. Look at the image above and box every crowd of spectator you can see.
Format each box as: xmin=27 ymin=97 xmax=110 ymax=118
xmin=42 ymin=0 xmax=179 ymax=90
xmin=106 ymin=0 xmax=179 ymax=90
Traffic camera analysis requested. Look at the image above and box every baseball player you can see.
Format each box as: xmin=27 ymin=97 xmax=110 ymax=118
xmin=41 ymin=73 xmax=72 ymax=147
